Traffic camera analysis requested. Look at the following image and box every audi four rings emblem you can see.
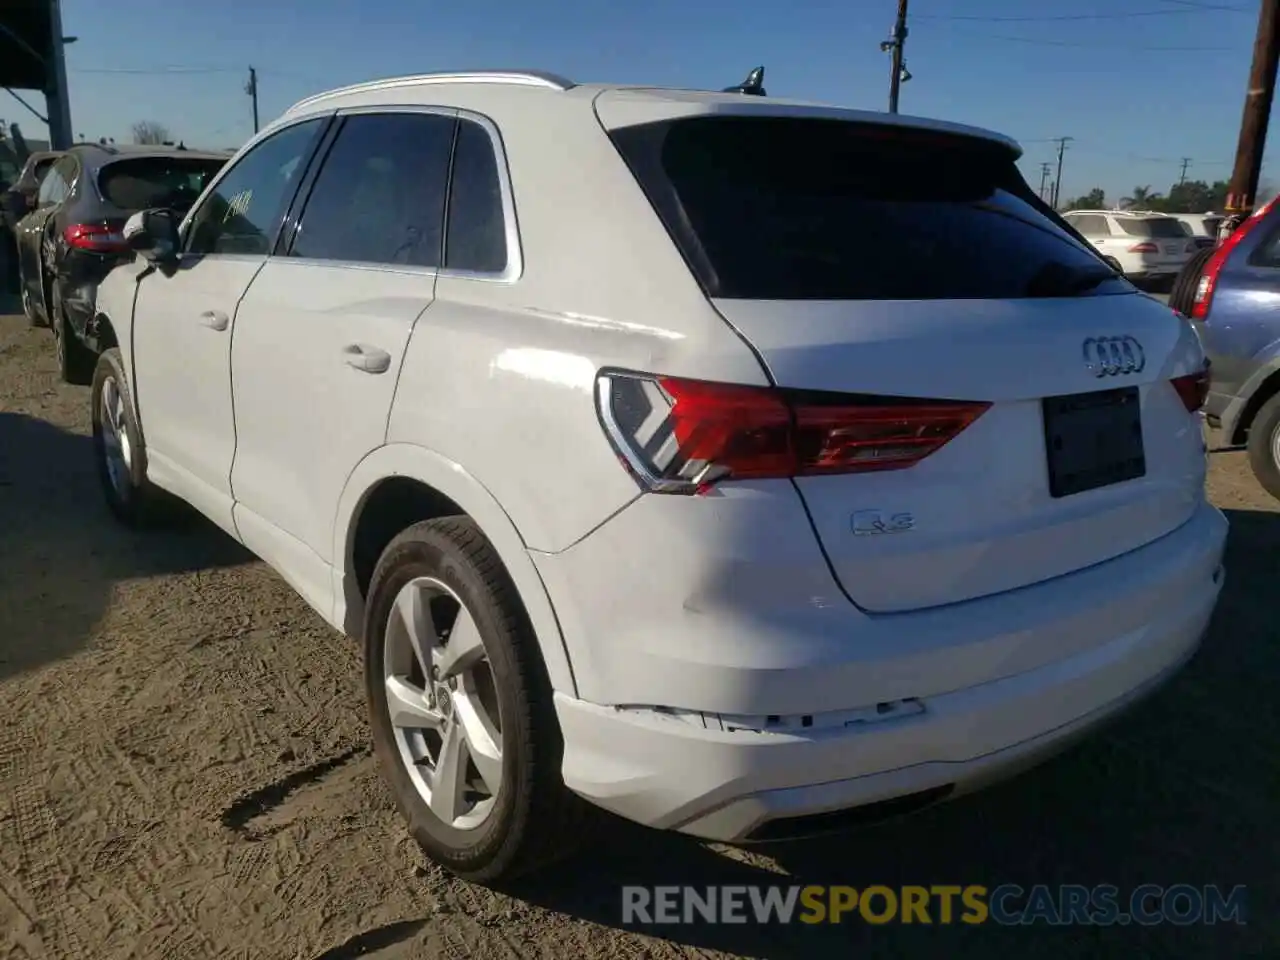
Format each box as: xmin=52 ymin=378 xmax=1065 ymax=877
xmin=1082 ymin=335 xmax=1146 ymax=378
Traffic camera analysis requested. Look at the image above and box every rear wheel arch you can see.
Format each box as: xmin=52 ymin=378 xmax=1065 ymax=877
xmin=335 ymin=445 xmax=578 ymax=697
xmin=1234 ymin=365 xmax=1280 ymax=446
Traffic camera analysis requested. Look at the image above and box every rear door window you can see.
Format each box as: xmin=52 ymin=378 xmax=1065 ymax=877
xmin=1116 ymin=217 xmax=1187 ymax=239
xmin=37 ymin=156 xmax=74 ymax=207
xmin=609 ymin=116 xmax=1125 ymax=300
xmin=290 ymin=111 xmax=455 ymax=267
xmin=98 ymin=157 xmax=227 ymax=212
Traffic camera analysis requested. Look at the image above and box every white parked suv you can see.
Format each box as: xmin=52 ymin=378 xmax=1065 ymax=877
xmin=91 ymin=71 xmax=1227 ymax=882
xmin=1173 ymin=212 xmax=1225 ymax=250
xmin=1062 ymin=209 xmax=1199 ymax=281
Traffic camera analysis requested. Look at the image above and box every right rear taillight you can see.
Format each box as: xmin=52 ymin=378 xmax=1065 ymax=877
xmin=1128 ymin=242 xmax=1160 ymax=254
xmin=64 ymin=221 xmax=129 ymax=253
xmin=1192 ymin=197 xmax=1280 ymax=320
xmin=595 ymin=372 xmax=991 ymax=495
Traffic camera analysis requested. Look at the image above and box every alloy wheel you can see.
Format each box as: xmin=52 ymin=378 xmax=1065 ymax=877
xmin=98 ymin=375 xmax=132 ymax=497
xmin=383 ymin=576 xmax=504 ymax=830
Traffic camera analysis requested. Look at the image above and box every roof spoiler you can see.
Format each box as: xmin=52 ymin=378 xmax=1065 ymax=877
xmin=722 ymin=66 xmax=766 ymax=97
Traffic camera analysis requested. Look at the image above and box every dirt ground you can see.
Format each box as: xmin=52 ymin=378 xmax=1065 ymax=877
xmin=0 ymin=306 xmax=1275 ymax=960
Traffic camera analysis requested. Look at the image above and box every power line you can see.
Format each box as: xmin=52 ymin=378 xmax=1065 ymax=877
xmin=914 ymin=6 xmax=1242 ymax=21
xmin=1157 ymin=0 xmax=1254 ymax=12
xmin=981 ymin=34 xmax=1236 ymax=50
xmin=69 ymin=66 xmax=240 ymax=75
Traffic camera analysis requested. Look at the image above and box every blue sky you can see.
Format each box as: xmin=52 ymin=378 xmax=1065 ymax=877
xmin=15 ymin=0 xmax=1271 ymax=205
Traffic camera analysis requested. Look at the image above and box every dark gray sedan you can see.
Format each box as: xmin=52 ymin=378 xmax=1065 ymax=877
xmin=15 ymin=143 xmax=229 ymax=382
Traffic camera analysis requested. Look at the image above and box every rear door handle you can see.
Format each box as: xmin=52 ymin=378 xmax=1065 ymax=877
xmin=342 ymin=343 xmax=392 ymax=374
xmin=198 ymin=310 xmax=229 ymax=331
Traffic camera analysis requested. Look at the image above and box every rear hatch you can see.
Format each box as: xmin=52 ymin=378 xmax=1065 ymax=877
xmin=1117 ymin=215 xmax=1196 ymax=264
xmin=607 ymin=111 xmax=1206 ymax=613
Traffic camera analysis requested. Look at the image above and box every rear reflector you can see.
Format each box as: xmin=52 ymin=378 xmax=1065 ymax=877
xmin=595 ymin=372 xmax=990 ymax=494
xmin=1171 ymin=366 xmax=1209 ymax=413
xmin=1128 ymin=242 xmax=1161 ymax=254
xmin=64 ymin=221 xmax=129 ymax=253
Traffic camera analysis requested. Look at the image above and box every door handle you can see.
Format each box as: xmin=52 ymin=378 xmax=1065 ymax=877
xmin=198 ymin=310 xmax=229 ymax=331
xmin=342 ymin=343 xmax=392 ymax=374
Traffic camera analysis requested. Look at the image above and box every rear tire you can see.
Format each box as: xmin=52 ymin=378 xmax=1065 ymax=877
xmin=91 ymin=347 xmax=169 ymax=526
xmin=363 ymin=517 xmax=592 ymax=883
xmin=52 ymin=284 xmax=97 ymax=385
xmin=21 ymin=284 xmax=48 ymax=328
xmin=1246 ymin=394 xmax=1280 ymax=502
xmin=1170 ymin=247 xmax=1215 ymax=317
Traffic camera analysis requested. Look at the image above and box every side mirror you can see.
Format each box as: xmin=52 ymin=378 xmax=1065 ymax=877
xmin=123 ymin=208 xmax=180 ymax=263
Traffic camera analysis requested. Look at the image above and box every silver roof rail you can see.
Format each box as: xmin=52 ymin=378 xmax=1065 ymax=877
xmin=287 ymin=70 xmax=575 ymax=113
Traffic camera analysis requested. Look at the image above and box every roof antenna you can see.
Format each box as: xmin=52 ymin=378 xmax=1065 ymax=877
xmin=723 ymin=65 xmax=766 ymax=96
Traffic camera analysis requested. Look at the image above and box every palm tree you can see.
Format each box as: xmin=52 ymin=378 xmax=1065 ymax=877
xmin=1122 ymin=186 xmax=1162 ymax=210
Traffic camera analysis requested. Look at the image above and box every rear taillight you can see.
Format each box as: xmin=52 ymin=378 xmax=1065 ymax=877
xmin=1171 ymin=366 xmax=1209 ymax=413
xmin=1128 ymin=242 xmax=1161 ymax=254
xmin=1192 ymin=197 xmax=1280 ymax=320
xmin=64 ymin=221 xmax=129 ymax=253
xmin=595 ymin=372 xmax=991 ymax=494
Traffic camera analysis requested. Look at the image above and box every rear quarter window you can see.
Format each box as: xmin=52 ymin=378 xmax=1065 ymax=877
xmin=609 ymin=116 xmax=1123 ymax=300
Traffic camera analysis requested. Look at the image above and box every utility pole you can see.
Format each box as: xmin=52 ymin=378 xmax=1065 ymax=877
xmin=1223 ymin=0 xmax=1280 ymax=235
xmin=1039 ymin=162 xmax=1052 ymax=200
xmin=1051 ymin=136 xmax=1073 ymax=210
xmin=883 ymin=0 xmax=910 ymax=114
xmin=245 ymin=66 xmax=259 ymax=135
xmin=1178 ymin=157 xmax=1192 ymax=186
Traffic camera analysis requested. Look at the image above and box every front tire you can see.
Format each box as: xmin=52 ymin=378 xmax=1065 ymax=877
xmin=1246 ymin=393 xmax=1280 ymax=502
xmin=363 ymin=517 xmax=590 ymax=883
xmin=91 ymin=347 xmax=166 ymax=526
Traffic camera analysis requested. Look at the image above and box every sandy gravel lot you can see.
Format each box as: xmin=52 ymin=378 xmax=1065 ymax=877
xmin=0 ymin=306 xmax=1275 ymax=959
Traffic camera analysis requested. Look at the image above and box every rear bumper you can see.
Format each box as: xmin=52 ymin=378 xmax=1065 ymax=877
xmin=552 ymin=499 xmax=1226 ymax=840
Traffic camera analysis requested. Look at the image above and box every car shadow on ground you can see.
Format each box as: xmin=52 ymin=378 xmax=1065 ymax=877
xmin=0 ymin=411 xmax=252 ymax=681
xmin=505 ymin=507 xmax=1278 ymax=959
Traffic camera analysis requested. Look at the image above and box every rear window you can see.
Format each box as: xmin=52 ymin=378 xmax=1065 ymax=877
xmin=1116 ymin=217 xmax=1187 ymax=239
xmin=609 ymin=116 xmax=1124 ymax=300
xmin=98 ymin=156 xmax=227 ymax=212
